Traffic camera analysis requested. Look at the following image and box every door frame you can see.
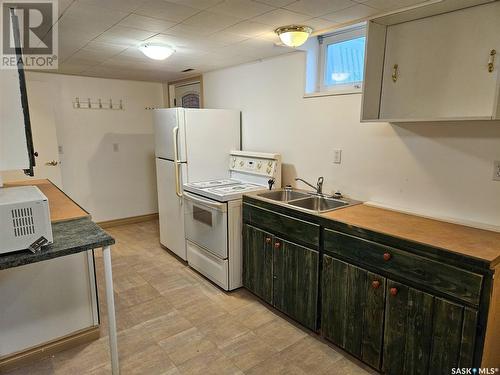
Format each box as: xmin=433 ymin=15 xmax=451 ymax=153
xmin=166 ymin=75 xmax=203 ymax=108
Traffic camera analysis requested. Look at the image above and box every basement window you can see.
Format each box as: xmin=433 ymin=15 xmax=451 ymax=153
xmin=319 ymin=25 xmax=366 ymax=94
xmin=304 ymin=24 xmax=366 ymax=97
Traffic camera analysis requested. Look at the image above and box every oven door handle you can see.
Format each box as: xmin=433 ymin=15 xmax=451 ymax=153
xmin=183 ymin=192 xmax=227 ymax=212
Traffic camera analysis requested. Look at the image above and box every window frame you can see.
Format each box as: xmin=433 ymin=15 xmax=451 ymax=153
xmin=318 ymin=25 xmax=367 ymax=95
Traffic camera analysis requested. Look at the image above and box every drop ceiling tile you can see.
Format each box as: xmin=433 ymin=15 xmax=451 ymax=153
xmin=360 ymin=0 xmax=427 ymax=11
xmin=94 ymin=26 xmax=158 ymax=46
xmin=135 ymin=0 xmax=200 ymax=22
xmin=58 ymin=0 xmax=74 ymax=16
xmin=322 ymin=4 xmax=379 ymax=23
xmin=146 ymin=33 xmax=226 ymax=51
xmin=81 ymin=42 xmax=127 ymax=58
xmin=209 ymin=0 xmax=275 ymax=19
xmin=181 ymin=11 xmax=243 ymax=32
xmin=77 ymin=0 xmax=145 ymax=13
xmin=166 ymin=23 xmax=217 ymax=37
xmin=208 ymin=32 xmax=249 ymax=46
xmin=303 ymin=17 xmax=339 ymax=32
xmin=285 ymin=0 xmax=356 ymax=17
xmin=61 ymin=2 xmax=129 ymax=25
xmin=222 ymin=20 xmax=271 ymax=37
xmin=65 ymin=51 xmax=110 ymax=65
xmin=167 ymin=0 xmax=224 ymax=9
xmin=252 ymin=8 xmax=310 ymax=28
xmin=254 ymin=0 xmax=298 ymax=7
xmin=118 ymin=14 xmax=177 ymax=33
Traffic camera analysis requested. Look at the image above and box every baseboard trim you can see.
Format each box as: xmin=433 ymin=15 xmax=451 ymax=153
xmin=0 ymin=326 xmax=100 ymax=371
xmin=98 ymin=213 xmax=159 ymax=228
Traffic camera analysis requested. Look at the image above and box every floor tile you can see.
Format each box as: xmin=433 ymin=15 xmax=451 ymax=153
xmin=159 ymin=327 xmax=217 ymax=365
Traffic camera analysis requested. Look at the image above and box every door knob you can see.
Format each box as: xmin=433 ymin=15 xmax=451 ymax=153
xmin=383 ymin=252 xmax=392 ymax=261
xmin=265 ymin=237 xmax=271 ymax=244
xmin=45 ymin=160 xmax=59 ymax=166
xmin=372 ymin=280 xmax=381 ymax=289
xmin=390 ymin=287 xmax=398 ymax=296
xmin=274 ymin=242 xmax=281 ymax=249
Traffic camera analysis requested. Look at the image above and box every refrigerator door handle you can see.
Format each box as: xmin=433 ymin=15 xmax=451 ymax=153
xmin=173 ymin=126 xmax=182 ymax=197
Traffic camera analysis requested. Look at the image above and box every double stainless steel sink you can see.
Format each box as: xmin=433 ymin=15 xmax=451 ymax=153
xmin=257 ymin=189 xmax=358 ymax=213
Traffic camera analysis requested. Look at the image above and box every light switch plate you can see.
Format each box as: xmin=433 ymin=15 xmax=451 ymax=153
xmin=493 ymin=161 xmax=500 ymax=181
xmin=333 ymin=149 xmax=342 ymax=164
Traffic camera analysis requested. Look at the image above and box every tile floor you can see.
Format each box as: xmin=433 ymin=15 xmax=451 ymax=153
xmin=3 ymin=220 xmax=376 ymax=375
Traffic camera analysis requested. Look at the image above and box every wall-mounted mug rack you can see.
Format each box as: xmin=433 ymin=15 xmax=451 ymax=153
xmin=73 ymin=97 xmax=124 ymax=110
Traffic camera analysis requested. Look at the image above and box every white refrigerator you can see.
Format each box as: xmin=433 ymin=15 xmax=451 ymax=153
xmin=154 ymin=108 xmax=241 ymax=260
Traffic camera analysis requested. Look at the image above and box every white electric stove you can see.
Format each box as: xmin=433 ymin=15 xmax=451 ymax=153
xmin=182 ymin=151 xmax=281 ymax=291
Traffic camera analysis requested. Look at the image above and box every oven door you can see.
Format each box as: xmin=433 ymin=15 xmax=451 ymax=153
xmin=183 ymin=191 xmax=228 ymax=259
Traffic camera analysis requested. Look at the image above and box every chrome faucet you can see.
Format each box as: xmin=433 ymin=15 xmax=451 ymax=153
xmin=295 ymin=176 xmax=324 ymax=195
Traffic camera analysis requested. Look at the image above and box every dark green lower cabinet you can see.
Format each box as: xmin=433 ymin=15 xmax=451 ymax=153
xmin=243 ymin=224 xmax=273 ymax=304
xmin=383 ymin=279 xmax=478 ymax=375
xmin=243 ymin=225 xmax=319 ymax=330
xmin=322 ymin=255 xmax=385 ymax=369
xmin=273 ymin=237 xmax=319 ymax=330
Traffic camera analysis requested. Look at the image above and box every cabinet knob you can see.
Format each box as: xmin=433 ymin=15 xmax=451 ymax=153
xmin=372 ymin=280 xmax=381 ymax=289
xmin=265 ymin=237 xmax=271 ymax=244
xmin=274 ymin=242 xmax=281 ymax=249
xmin=390 ymin=287 xmax=398 ymax=296
xmin=383 ymin=252 xmax=392 ymax=261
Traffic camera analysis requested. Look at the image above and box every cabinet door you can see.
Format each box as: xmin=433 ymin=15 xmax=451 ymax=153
xmin=383 ymin=279 xmax=478 ymax=375
xmin=242 ymin=224 xmax=273 ymax=304
xmin=322 ymin=256 xmax=385 ymax=369
xmin=273 ymin=237 xmax=319 ymax=330
xmin=380 ymin=2 xmax=500 ymax=120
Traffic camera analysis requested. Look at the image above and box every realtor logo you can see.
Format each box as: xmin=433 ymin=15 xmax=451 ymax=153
xmin=1 ymin=0 xmax=58 ymax=69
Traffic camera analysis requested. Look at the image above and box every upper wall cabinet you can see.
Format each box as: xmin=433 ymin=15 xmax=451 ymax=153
xmin=361 ymin=0 xmax=500 ymax=122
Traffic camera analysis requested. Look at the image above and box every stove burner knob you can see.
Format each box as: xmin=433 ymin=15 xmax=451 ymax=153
xmin=257 ymin=161 xmax=262 ymax=169
xmin=268 ymin=161 xmax=272 ymax=167
xmin=266 ymin=167 xmax=271 ymax=174
xmin=239 ymin=160 xmax=244 ymax=166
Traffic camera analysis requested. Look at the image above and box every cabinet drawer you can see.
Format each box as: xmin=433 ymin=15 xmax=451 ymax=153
xmin=243 ymin=204 xmax=320 ymax=249
xmin=323 ymin=229 xmax=483 ymax=306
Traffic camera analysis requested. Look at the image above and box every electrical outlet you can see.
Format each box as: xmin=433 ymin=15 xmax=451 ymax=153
xmin=493 ymin=161 xmax=500 ymax=181
xmin=113 ymin=143 xmax=119 ymax=152
xmin=333 ymin=149 xmax=342 ymax=164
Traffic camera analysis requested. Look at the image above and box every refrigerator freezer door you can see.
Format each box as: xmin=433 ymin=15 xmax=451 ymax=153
xmin=154 ymin=108 xmax=187 ymax=162
xmin=184 ymin=109 xmax=240 ymax=182
xmin=156 ymin=158 xmax=187 ymax=260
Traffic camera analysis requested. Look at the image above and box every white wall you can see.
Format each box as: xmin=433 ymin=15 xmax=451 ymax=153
xmin=24 ymin=72 xmax=163 ymax=222
xmin=203 ymin=53 xmax=500 ymax=230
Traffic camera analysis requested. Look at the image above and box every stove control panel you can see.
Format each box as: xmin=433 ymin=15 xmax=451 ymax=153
xmin=230 ymin=155 xmax=278 ymax=177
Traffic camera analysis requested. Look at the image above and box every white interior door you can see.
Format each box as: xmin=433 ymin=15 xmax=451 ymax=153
xmin=1 ymin=80 xmax=62 ymax=186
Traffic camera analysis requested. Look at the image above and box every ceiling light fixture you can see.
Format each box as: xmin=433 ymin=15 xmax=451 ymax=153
xmin=275 ymin=25 xmax=313 ymax=48
xmin=139 ymin=43 xmax=175 ymax=60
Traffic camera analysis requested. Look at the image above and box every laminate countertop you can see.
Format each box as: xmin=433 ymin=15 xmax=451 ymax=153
xmin=4 ymin=179 xmax=89 ymax=222
xmin=323 ymin=204 xmax=500 ymax=267
xmin=0 ymin=179 xmax=114 ymax=270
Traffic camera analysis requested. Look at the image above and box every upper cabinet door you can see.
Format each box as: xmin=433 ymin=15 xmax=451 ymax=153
xmin=362 ymin=1 xmax=500 ymax=122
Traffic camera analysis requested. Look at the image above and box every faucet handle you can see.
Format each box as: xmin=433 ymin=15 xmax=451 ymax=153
xmin=268 ymin=178 xmax=275 ymax=190
xmin=317 ymin=176 xmax=324 ymax=185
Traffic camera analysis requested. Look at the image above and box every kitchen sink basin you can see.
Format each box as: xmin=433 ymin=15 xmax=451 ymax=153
xmin=288 ymin=196 xmax=349 ymax=212
xmin=258 ymin=190 xmax=310 ymax=202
